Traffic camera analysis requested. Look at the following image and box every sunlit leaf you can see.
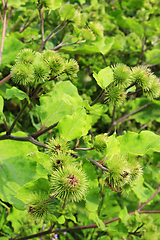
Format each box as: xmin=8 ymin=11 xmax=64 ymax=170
xmin=0 ymin=132 xmax=43 ymax=205
xmin=117 ymin=130 xmax=160 ymax=155
xmin=58 ymin=107 xmax=92 ymax=141
xmin=5 ymin=87 xmax=30 ymax=103
xmin=93 ymin=67 xmax=114 ymax=89
xmin=0 ymin=96 xmax=4 ymax=117
xmin=36 ymin=81 xmax=83 ymax=127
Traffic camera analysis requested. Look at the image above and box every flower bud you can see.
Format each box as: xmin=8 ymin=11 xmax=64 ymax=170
xmin=51 ymin=165 xmax=88 ymax=202
xmin=93 ymin=134 xmax=108 ymax=154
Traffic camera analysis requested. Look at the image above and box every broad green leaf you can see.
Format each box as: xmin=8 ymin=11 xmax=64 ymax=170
xmin=132 ymin=177 xmax=152 ymax=202
xmin=95 ymin=37 xmax=115 ymax=55
xmin=29 ymin=112 xmax=42 ymax=130
xmin=93 ymin=67 xmax=114 ymax=89
xmin=0 ymin=132 xmax=43 ymax=205
xmin=79 ymin=0 xmax=86 ymax=4
xmin=82 ymin=158 xmax=99 ymax=189
xmin=106 ymin=134 xmax=120 ymax=158
xmin=107 ymin=222 xmax=128 ymax=238
xmin=126 ymin=18 xmax=143 ymax=38
xmin=119 ymin=207 xmax=129 ymax=225
xmin=97 ymin=236 xmax=110 ymax=240
xmin=2 ymin=37 xmax=24 ymax=65
xmin=28 ymin=151 xmax=51 ymax=173
xmin=115 ymin=222 xmax=128 ymax=238
xmin=5 ymin=87 xmax=30 ymax=103
xmin=89 ymin=103 xmax=108 ymax=125
xmin=36 ymin=81 xmax=83 ymax=127
xmin=59 ymin=4 xmax=75 ymax=21
xmin=57 ymin=215 xmax=65 ymax=224
xmin=100 ymin=195 xmax=121 ymax=218
xmin=0 ymin=96 xmax=4 ymax=117
xmin=58 ymin=107 xmax=92 ymax=141
xmin=85 ymin=187 xmax=99 ymax=212
xmin=81 ymin=29 xmax=96 ymax=41
xmin=89 ymin=212 xmax=105 ymax=230
xmin=16 ymin=178 xmax=50 ymax=202
xmin=83 ymin=159 xmax=99 ymax=213
xmin=91 ymin=0 xmax=98 ymax=3
xmin=49 ymin=0 xmax=62 ymax=11
xmin=65 ymin=214 xmax=77 ymax=223
xmin=117 ymin=130 xmax=160 ymax=155
xmin=7 ymin=207 xmax=27 ymax=232
xmin=111 ymin=38 xmax=123 ymax=51
xmin=89 ymin=22 xmax=104 ymax=37
xmin=62 ymin=42 xmax=100 ymax=54
xmin=7 ymin=0 xmax=24 ymax=7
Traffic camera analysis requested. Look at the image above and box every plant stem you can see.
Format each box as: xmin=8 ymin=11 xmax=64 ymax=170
xmin=38 ymin=7 xmax=44 ymax=42
xmin=38 ymin=19 xmax=68 ymax=52
xmin=7 ymin=99 xmax=29 ymax=135
xmin=138 ymin=184 xmax=160 ymax=211
xmin=19 ymin=17 xmax=37 ymax=33
xmin=90 ymin=89 xmax=105 ymax=106
xmin=107 ymin=101 xmax=152 ymax=132
xmin=0 ymin=73 xmax=11 ymax=87
xmin=142 ymin=53 xmax=160 ymax=65
xmin=13 ymin=210 xmax=160 ymax=240
xmin=3 ymin=117 xmax=9 ymax=132
xmin=0 ymin=134 xmax=47 ymax=148
xmin=0 ymin=1 xmax=7 ymax=66
xmin=7 ymin=84 xmax=42 ymax=135
xmin=101 ymin=53 xmax=107 ymax=67
xmin=52 ymin=36 xmax=78 ymax=50
xmin=71 ymin=152 xmax=109 ymax=172
xmin=107 ymin=105 xmax=116 ymax=134
xmin=31 ymin=121 xmax=59 ymax=139
xmin=74 ymin=147 xmax=94 ymax=151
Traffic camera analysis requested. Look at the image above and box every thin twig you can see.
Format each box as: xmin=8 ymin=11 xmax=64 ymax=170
xmin=48 ymin=21 xmax=69 ymax=41
xmin=138 ymin=184 xmax=160 ymax=211
xmin=53 ymin=41 xmax=80 ymax=50
xmin=0 ymin=134 xmax=47 ymax=148
xmin=19 ymin=17 xmax=37 ymax=33
xmin=140 ymin=119 xmax=154 ymax=130
xmin=0 ymin=1 xmax=7 ymax=66
xmin=107 ymin=105 xmax=116 ymax=134
xmin=2 ymin=0 xmax=5 ymax=8
xmin=31 ymin=121 xmax=59 ymax=139
xmin=38 ymin=19 xmax=68 ymax=52
xmin=7 ymin=84 xmax=42 ymax=135
xmin=145 ymin=63 xmax=160 ymax=68
xmin=39 ymin=7 xmax=44 ymax=42
xmin=0 ymin=12 xmax=3 ymax=23
xmin=6 ymin=6 xmax=13 ymax=24
xmin=0 ymin=73 xmax=12 ymax=87
xmin=90 ymin=89 xmax=105 ymax=106
xmin=46 ymin=20 xmax=68 ymax=42
xmin=7 ymin=100 xmax=29 ymax=135
xmin=101 ymin=53 xmax=107 ymax=67
xmin=74 ymin=147 xmax=94 ymax=151
xmin=71 ymin=152 xmax=109 ymax=172
xmin=13 ymin=210 xmax=160 ymax=240
xmin=110 ymin=101 xmax=152 ymax=129
xmin=142 ymin=53 xmax=160 ymax=65
xmin=3 ymin=118 xmax=9 ymax=132
xmin=52 ymin=36 xmax=77 ymax=50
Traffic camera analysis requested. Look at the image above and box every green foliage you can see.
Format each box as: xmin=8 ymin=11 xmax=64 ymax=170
xmin=0 ymin=0 xmax=160 ymax=239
